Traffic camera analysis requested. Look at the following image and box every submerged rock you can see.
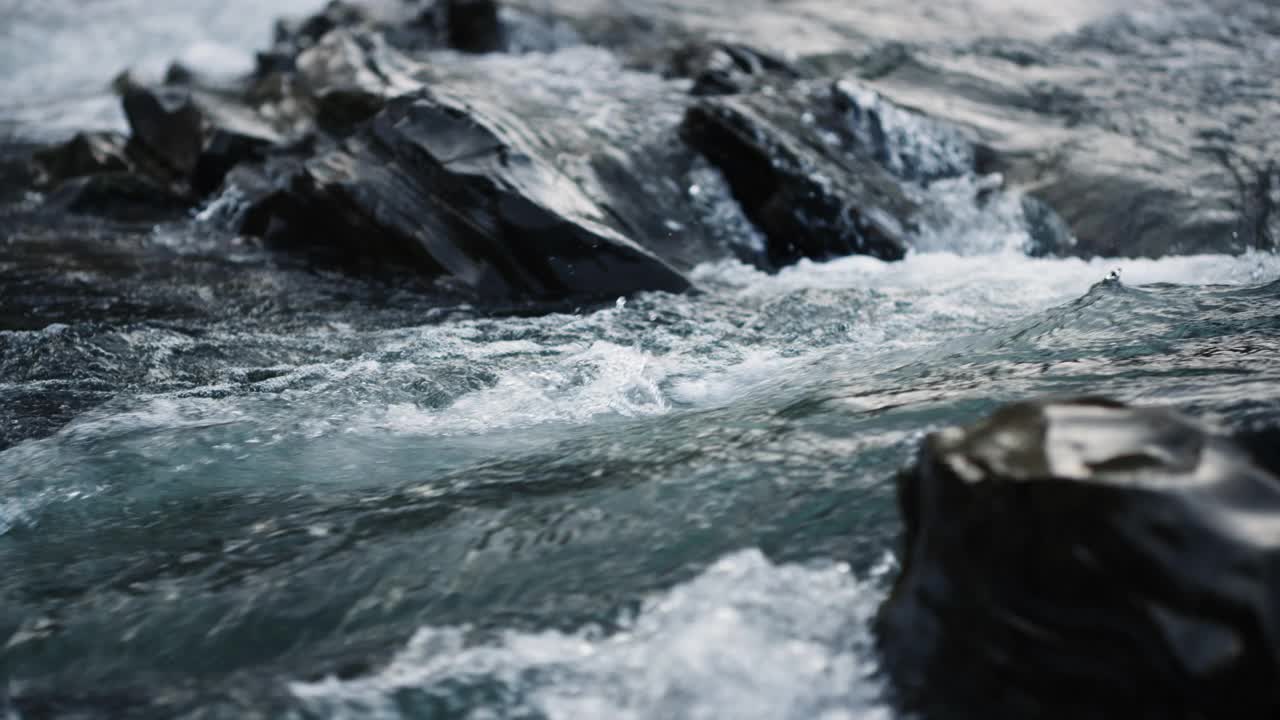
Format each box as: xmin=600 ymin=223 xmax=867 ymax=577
xmin=879 ymin=398 xmax=1280 ymax=719
xmin=240 ymin=88 xmax=691 ymax=299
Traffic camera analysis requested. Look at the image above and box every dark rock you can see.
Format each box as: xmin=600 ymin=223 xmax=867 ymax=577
xmin=859 ymin=1 xmax=1280 ymax=257
xmin=44 ymin=173 xmax=190 ymax=222
xmin=293 ymin=28 xmax=423 ymax=135
xmin=274 ymin=0 xmax=509 ymax=58
xmin=191 ymin=128 xmax=274 ymax=197
xmin=681 ymin=83 xmax=915 ymax=267
xmin=120 ymin=82 xmax=206 ymax=178
xmin=667 ymin=42 xmax=802 ymax=96
xmin=0 ymin=142 xmax=41 ymax=207
xmin=879 ymin=397 xmax=1280 ymax=719
xmin=508 ymin=0 xmax=1280 ymax=258
xmin=1020 ymin=193 xmax=1077 ymax=256
xmin=240 ymin=88 xmax=691 ymax=299
xmin=831 ymin=79 xmax=973 ymax=183
xmin=437 ymin=0 xmax=505 ymax=54
xmin=30 ymin=132 xmax=132 ymax=187
xmin=273 ymin=0 xmax=375 ymax=50
xmin=117 ymin=79 xmax=286 ymax=196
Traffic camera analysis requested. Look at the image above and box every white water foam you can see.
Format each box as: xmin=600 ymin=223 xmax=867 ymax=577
xmin=292 ymin=549 xmax=896 ymax=720
xmin=2 ymin=250 xmax=1272 ymax=466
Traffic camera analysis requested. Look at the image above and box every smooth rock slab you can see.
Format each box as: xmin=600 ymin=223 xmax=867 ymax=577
xmin=878 ymin=397 xmax=1280 ymax=719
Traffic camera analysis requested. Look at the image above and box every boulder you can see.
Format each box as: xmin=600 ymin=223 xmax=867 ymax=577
xmin=293 ymin=28 xmax=424 ymax=135
xmin=431 ymin=0 xmax=505 ymax=54
xmin=831 ymin=79 xmax=973 ymax=183
xmin=502 ymin=0 xmax=1279 ymax=258
xmin=30 ymin=132 xmax=131 ymax=187
xmin=119 ymin=82 xmax=206 ymax=179
xmin=117 ymin=78 xmax=285 ymax=196
xmin=681 ymin=82 xmax=917 ymax=267
xmin=878 ymin=398 xmax=1280 ymax=719
xmin=240 ymin=88 xmax=691 ymax=299
xmin=272 ymin=0 xmax=508 ymax=57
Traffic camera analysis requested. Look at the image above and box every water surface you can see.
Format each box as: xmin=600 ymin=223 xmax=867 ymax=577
xmin=3 ymin=2 xmax=1279 ymax=718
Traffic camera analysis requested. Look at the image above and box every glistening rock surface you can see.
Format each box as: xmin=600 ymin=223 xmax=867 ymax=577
xmin=878 ymin=398 xmax=1280 ymax=719
xmin=240 ymin=88 xmax=691 ymax=299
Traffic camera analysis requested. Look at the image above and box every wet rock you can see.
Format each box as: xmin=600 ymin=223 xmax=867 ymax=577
xmin=432 ymin=0 xmax=505 ymax=54
xmin=240 ymin=88 xmax=691 ymax=299
xmin=0 ymin=142 xmax=41 ymax=207
xmin=14 ymin=136 xmax=182 ymax=221
xmin=44 ymin=173 xmax=190 ymax=222
xmin=117 ymin=79 xmax=285 ymax=196
xmin=860 ymin=1 xmax=1280 ymax=257
xmin=274 ymin=0 xmax=509 ymax=58
xmin=30 ymin=132 xmax=131 ymax=187
xmin=681 ymin=83 xmax=915 ymax=267
xmin=293 ymin=28 xmax=423 ymax=135
xmin=879 ymin=397 xmax=1280 ymax=719
xmin=508 ymin=0 xmax=1279 ymax=258
xmin=120 ymin=82 xmax=206 ymax=178
xmin=667 ymin=42 xmax=802 ymax=96
xmin=1020 ymin=193 xmax=1077 ymax=257
xmin=832 ymin=79 xmax=973 ymax=183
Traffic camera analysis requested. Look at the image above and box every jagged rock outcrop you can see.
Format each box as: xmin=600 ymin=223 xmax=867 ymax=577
xmin=681 ymin=82 xmax=917 ymax=266
xmin=239 ymin=88 xmax=691 ymax=298
xmin=879 ymin=398 xmax=1280 ymax=719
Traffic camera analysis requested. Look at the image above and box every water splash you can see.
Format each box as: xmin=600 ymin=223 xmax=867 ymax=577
xmin=292 ymin=549 xmax=896 ymax=720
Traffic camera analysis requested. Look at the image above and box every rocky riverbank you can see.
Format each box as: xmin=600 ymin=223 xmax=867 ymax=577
xmin=11 ymin=0 xmax=1277 ymax=304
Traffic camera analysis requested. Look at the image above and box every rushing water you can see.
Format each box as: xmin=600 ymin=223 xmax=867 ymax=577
xmin=4 ymin=2 xmax=1280 ymax=718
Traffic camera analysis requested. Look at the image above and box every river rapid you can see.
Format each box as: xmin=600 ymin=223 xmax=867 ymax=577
xmin=2 ymin=1 xmax=1279 ymax=718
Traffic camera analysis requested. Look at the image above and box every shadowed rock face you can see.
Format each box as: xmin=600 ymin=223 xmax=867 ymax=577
xmin=878 ymin=398 xmax=1280 ymax=719
xmin=682 ymin=82 xmax=918 ymax=266
xmin=240 ymin=88 xmax=691 ymax=299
